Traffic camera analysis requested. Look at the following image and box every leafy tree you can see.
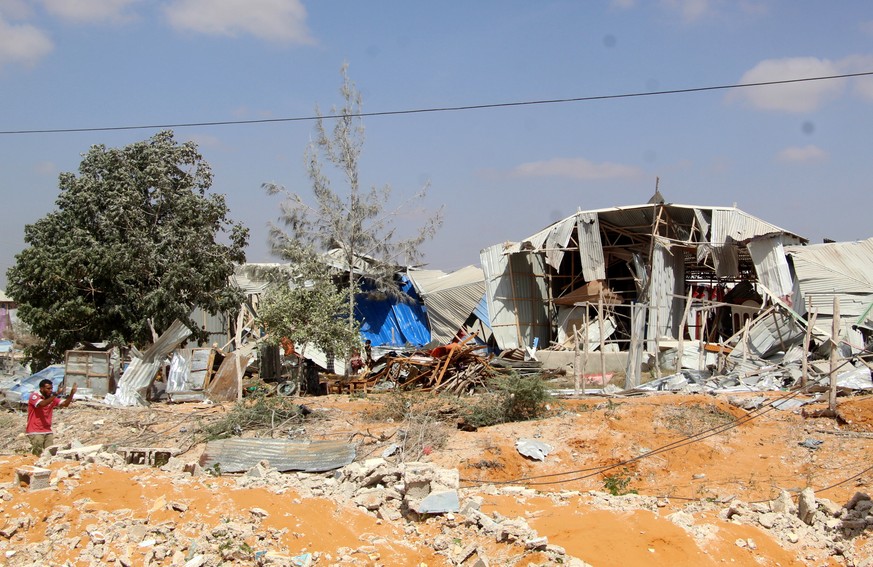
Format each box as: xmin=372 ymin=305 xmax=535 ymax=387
xmin=6 ymin=130 xmax=249 ymax=368
xmin=263 ymin=64 xmax=443 ymax=339
xmin=252 ymin=250 xmax=359 ymax=360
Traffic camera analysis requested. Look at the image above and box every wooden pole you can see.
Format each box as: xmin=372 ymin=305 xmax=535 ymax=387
xmin=829 ymin=296 xmax=840 ymax=412
xmin=583 ymin=308 xmax=589 ymax=389
xmin=573 ymin=324 xmax=581 ymax=396
xmin=677 ymin=288 xmax=693 ymax=371
xmin=801 ymin=309 xmax=817 ymax=388
xmin=698 ymin=300 xmax=707 ymax=371
xmin=599 ymin=291 xmax=607 ymax=384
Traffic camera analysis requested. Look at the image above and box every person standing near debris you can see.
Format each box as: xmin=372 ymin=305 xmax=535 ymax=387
xmin=26 ymin=379 xmax=77 ymax=456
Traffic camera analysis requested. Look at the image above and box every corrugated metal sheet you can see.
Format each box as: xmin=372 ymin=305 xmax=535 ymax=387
xmin=189 ymin=307 xmax=229 ymax=350
xmin=711 ymin=208 xmax=804 ymax=245
xmin=407 ymin=266 xmax=486 ymax=345
xmin=355 ymin=276 xmax=430 ymax=347
xmin=481 ymin=243 xmax=518 ymax=348
xmin=647 ymin=242 xmax=684 ymax=347
xmin=299 ymin=342 xmax=345 ymax=374
xmin=545 ymin=214 xmax=577 ymax=271
xmin=577 ymin=212 xmax=606 ymax=280
xmin=747 ymin=235 xmax=793 ymax=297
xmin=473 ymin=294 xmax=490 ymax=329
xmin=141 ymin=320 xmax=193 ymax=363
xmin=711 ymin=243 xmax=740 ymax=277
xmin=199 ymin=438 xmax=356 ymax=473
xmin=479 ymin=244 xmax=549 ymax=350
xmin=109 ymin=320 xmax=193 ymax=406
xmin=693 ymin=208 xmax=711 ymax=242
xmin=729 ymin=309 xmax=804 ymax=359
xmin=786 ymin=237 xmax=873 ymax=339
xmin=231 ymin=263 xmax=285 ymax=295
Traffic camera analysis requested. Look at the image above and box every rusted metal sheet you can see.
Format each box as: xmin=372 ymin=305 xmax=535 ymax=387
xmin=205 ymin=352 xmax=249 ymax=402
xmin=199 ymin=438 xmax=356 ymax=473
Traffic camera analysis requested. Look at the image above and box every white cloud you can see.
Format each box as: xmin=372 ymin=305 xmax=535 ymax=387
xmin=0 ymin=0 xmax=33 ymax=19
xmin=776 ymin=145 xmax=827 ymax=163
xmin=730 ymin=57 xmax=846 ymax=113
xmin=511 ymin=157 xmax=642 ymax=181
xmin=0 ymin=14 xmax=53 ymax=69
xmin=839 ymin=54 xmax=873 ymax=103
xmin=661 ymin=0 xmax=712 ymax=22
xmin=610 ymin=0 xmax=636 ymax=10
xmin=40 ymin=0 xmax=137 ymax=24
xmin=164 ymin=0 xmax=313 ymax=44
xmin=658 ymin=0 xmax=768 ymax=23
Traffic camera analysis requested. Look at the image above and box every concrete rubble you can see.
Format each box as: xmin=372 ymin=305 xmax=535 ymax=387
xmin=1 ymin=439 xmax=870 ymax=566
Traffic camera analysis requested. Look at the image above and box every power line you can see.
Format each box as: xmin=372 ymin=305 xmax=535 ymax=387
xmin=2 ymin=71 xmax=872 ymax=136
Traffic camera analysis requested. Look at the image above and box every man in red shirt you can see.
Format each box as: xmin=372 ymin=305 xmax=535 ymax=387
xmin=26 ymin=379 xmax=77 ymax=456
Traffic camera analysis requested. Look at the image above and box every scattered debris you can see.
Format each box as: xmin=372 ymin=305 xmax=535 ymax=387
xmin=515 ymin=439 xmax=553 ymax=461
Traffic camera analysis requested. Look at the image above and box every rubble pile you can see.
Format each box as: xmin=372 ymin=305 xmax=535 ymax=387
xmin=720 ymin=489 xmax=873 ymax=566
xmin=0 ymin=450 xmax=594 ymax=566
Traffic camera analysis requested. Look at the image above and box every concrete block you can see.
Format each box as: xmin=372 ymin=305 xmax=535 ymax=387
xmin=117 ymin=447 xmax=179 ymax=467
xmin=15 ymin=466 xmax=51 ymax=490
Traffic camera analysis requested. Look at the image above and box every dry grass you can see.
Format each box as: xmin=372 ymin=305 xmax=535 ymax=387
xmin=660 ymin=403 xmax=736 ymax=437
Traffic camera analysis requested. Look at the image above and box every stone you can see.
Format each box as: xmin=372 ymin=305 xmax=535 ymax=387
xmin=817 ymin=498 xmax=842 ymax=517
xmin=797 ymin=488 xmax=816 ymax=525
xmin=410 ymin=490 xmax=460 ymax=514
xmin=845 ymin=492 xmax=871 ymax=510
xmin=771 ymin=490 xmax=796 ymax=515
xmin=459 ymin=496 xmax=483 ymax=516
xmin=758 ymin=513 xmax=777 ymax=529
xmin=353 ymin=488 xmax=386 ymax=511
xmin=524 ymin=536 xmax=549 ymax=550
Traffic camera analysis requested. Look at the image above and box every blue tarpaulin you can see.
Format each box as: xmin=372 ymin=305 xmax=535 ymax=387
xmin=354 ymin=276 xmax=431 ymax=347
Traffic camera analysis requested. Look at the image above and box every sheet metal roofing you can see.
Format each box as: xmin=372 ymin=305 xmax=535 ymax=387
xmin=355 ymin=276 xmax=430 ymax=347
xmin=407 ymin=266 xmax=486 ymax=344
xmin=786 ymin=237 xmax=873 ymax=320
xmin=504 ymin=203 xmax=806 ymax=252
xmin=232 ymin=263 xmax=287 ymax=295
xmin=199 ymin=438 xmax=356 ymax=473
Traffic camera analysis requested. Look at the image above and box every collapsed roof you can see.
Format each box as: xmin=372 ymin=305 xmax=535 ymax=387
xmin=479 ymin=201 xmax=808 ymax=361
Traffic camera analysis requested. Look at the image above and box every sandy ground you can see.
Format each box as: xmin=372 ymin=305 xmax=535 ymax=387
xmin=0 ymin=389 xmax=871 ymax=566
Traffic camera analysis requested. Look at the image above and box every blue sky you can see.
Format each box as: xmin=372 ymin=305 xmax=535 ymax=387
xmin=2 ymin=0 xmax=873 ymax=289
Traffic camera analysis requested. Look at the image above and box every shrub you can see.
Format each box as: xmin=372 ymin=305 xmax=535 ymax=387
xmin=465 ymin=373 xmax=552 ymax=428
xmin=603 ymin=468 xmax=637 ymax=496
xmin=366 ymin=390 xmax=458 ymax=462
xmin=198 ymin=391 xmax=311 ymax=441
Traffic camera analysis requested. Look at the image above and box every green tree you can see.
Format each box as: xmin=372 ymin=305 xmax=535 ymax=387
xmin=252 ymin=249 xmax=359 ymax=360
xmin=263 ymin=64 xmax=443 ymax=338
xmin=6 ymin=130 xmax=249 ymax=368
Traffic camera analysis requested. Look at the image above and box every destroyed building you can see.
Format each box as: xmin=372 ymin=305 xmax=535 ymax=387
xmin=479 ymin=200 xmax=819 ymax=386
xmin=226 ymin=259 xmax=488 ymax=376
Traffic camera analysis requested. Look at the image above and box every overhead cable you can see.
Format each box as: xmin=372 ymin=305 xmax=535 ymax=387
xmin=2 ymin=71 xmax=872 ymax=135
